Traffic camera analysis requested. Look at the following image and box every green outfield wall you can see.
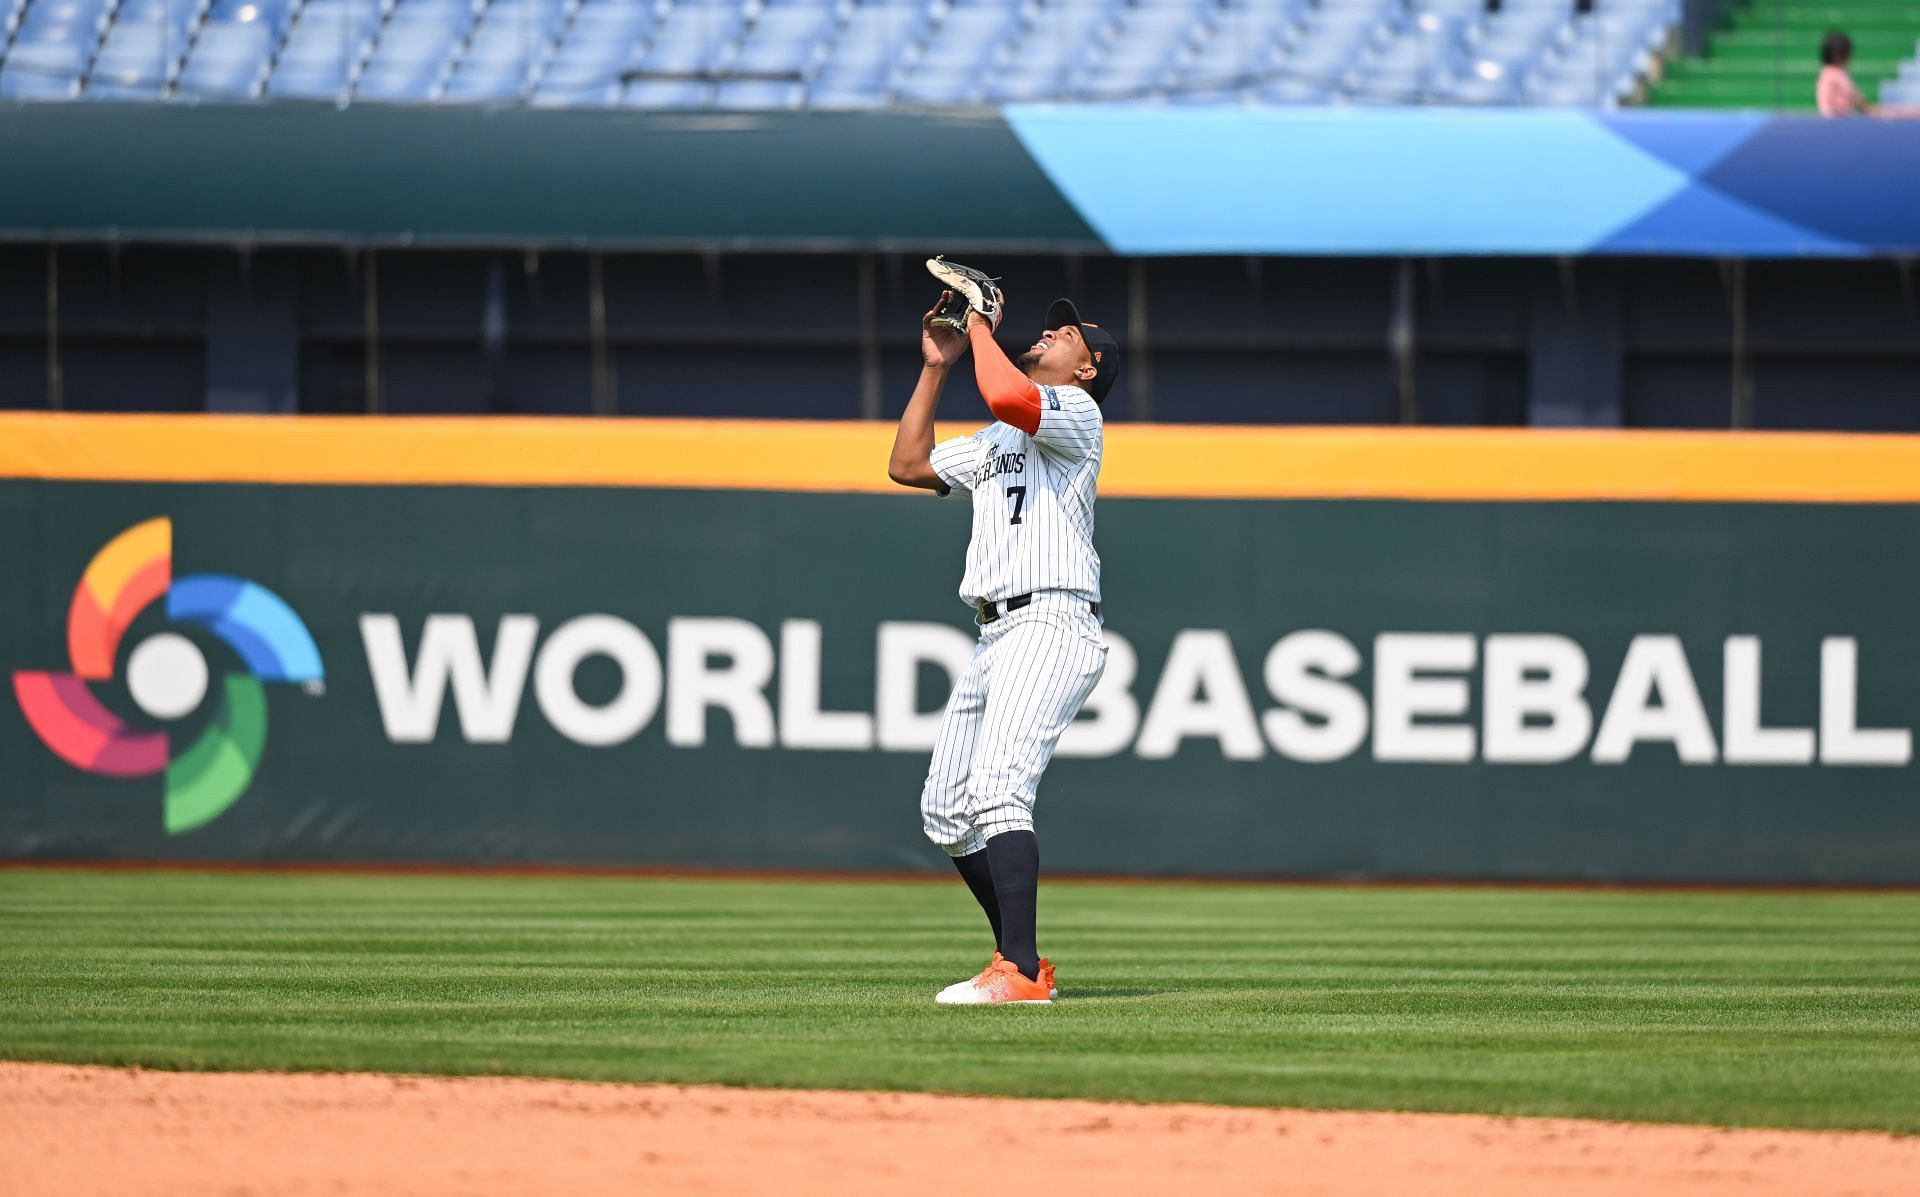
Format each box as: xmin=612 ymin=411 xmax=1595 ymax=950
xmin=3 ymin=107 xmax=1920 ymax=258
xmin=4 ymin=417 xmax=1920 ymax=882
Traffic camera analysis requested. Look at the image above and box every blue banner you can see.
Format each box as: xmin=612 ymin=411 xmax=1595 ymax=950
xmin=1005 ymin=107 xmax=1920 ymax=258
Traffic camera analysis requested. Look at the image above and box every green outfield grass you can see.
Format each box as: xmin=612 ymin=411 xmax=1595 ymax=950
xmin=2 ymin=868 xmax=1917 ymax=1133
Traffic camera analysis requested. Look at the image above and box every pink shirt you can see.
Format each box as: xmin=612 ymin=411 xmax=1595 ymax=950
xmin=1817 ymin=65 xmax=1866 ymax=116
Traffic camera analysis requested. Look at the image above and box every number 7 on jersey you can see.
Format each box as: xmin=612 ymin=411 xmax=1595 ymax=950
xmin=1007 ymin=485 xmax=1026 ymax=525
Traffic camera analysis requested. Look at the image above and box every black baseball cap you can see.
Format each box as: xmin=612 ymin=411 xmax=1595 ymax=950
xmin=1046 ymin=298 xmax=1120 ymax=405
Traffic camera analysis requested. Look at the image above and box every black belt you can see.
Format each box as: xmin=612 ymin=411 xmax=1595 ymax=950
xmin=977 ymin=594 xmax=1101 ymax=624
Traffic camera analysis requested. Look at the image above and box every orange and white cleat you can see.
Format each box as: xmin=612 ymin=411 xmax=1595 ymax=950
xmin=935 ymin=951 xmax=1005 ymax=1004
xmin=935 ymin=955 xmax=1054 ymax=1005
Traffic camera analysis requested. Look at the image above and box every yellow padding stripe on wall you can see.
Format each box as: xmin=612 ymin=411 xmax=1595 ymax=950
xmin=4 ymin=413 xmax=1920 ymax=503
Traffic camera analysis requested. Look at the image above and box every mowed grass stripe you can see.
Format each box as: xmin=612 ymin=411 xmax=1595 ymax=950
xmin=0 ymin=869 xmax=1915 ymax=1132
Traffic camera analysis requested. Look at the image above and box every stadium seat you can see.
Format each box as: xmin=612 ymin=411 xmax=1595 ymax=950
xmin=1079 ymin=39 xmax=1182 ymax=99
xmin=109 ymin=0 xmax=201 ymax=68
xmin=175 ymin=23 xmax=273 ymax=97
xmin=442 ymin=0 xmax=568 ymax=100
xmin=88 ymin=23 xmax=170 ymax=96
xmin=808 ymin=53 xmax=887 ymax=93
xmin=711 ymin=78 xmax=801 ymax=108
xmin=916 ymin=9 xmax=1016 ymax=71
xmin=534 ymin=1 xmax=651 ymax=103
xmin=728 ymin=3 xmax=835 ymax=77
xmin=823 ymin=3 xmax=930 ymax=64
xmin=1884 ymin=78 xmax=1920 ymax=105
xmin=1249 ymin=77 xmax=1337 ymax=105
xmin=0 ymin=40 xmax=85 ymax=98
xmin=894 ymin=65 xmax=980 ymax=106
xmin=203 ymin=0 xmax=296 ymax=39
xmin=1021 ymin=1 xmax=1118 ymax=55
xmin=16 ymin=0 xmax=114 ymax=35
xmin=1176 ymin=3 xmax=1295 ymax=95
xmin=646 ymin=2 xmax=747 ymax=52
xmin=620 ymin=79 xmax=709 ymax=108
xmin=270 ymin=0 xmax=377 ymax=99
xmin=355 ymin=24 xmax=462 ymax=101
xmin=530 ymin=38 xmax=627 ymax=106
xmin=1429 ymin=67 xmax=1519 ymax=104
xmin=564 ymin=0 xmax=653 ymax=40
xmin=806 ymin=3 xmax=926 ymax=103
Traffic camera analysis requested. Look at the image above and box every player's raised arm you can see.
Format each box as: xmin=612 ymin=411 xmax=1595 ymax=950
xmin=925 ymin=255 xmax=1042 ymax=436
xmin=967 ymin=315 xmax=1043 ymax=436
xmin=887 ymin=292 xmax=969 ymax=491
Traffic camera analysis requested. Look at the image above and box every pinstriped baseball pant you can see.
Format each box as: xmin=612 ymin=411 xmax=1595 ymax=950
xmin=920 ymin=594 xmax=1108 ymax=857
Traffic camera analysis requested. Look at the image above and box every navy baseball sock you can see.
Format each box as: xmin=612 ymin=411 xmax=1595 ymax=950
xmin=986 ymin=830 xmax=1041 ymax=981
xmin=950 ymin=848 xmax=1003 ymax=949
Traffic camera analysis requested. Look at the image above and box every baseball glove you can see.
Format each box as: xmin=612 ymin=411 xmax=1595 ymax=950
xmin=926 ymin=256 xmax=1004 ymax=334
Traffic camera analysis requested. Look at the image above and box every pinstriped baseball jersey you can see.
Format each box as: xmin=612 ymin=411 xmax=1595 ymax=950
xmin=928 ymin=382 xmax=1103 ymax=608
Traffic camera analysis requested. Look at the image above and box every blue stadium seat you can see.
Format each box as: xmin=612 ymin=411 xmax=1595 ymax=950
xmin=268 ymin=69 xmax=351 ymax=100
xmin=646 ymin=2 xmax=746 ymax=51
xmin=109 ymin=0 xmax=200 ymax=62
xmin=806 ymin=4 xmax=924 ymax=104
xmin=728 ymin=3 xmax=833 ymax=76
xmin=385 ymin=0 xmax=470 ymax=34
xmin=730 ymin=37 xmax=821 ymax=75
xmin=1179 ymin=3 xmax=1295 ymax=94
xmin=1183 ymin=37 xmax=1280 ymax=79
xmin=10 ymin=0 xmax=111 ymax=80
xmin=294 ymin=0 xmax=383 ymax=32
xmin=1883 ymin=78 xmax=1920 ymax=106
xmin=711 ymin=78 xmax=801 ymax=108
xmin=176 ymin=23 xmax=273 ymax=97
xmin=356 ymin=23 xmax=461 ymax=101
xmin=88 ymin=23 xmax=170 ymax=96
xmin=203 ymin=0 xmax=296 ymax=38
xmin=1081 ymin=39 xmax=1182 ymax=99
xmin=1428 ymin=67 xmax=1519 ymax=105
xmin=441 ymin=65 xmax=524 ymax=101
xmin=270 ymin=0 xmax=378 ymax=98
xmin=820 ymin=3 xmax=927 ymax=64
xmin=894 ymin=65 xmax=980 ymax=106
xmin=1361 ymin=27 xmax=1466 ymax=90
xmin=564 ymin=0 xmax=653 ymax=39
xmin=1165 ymin=84 xmax=1241 ymax=105
xmin=530 ymin=46 xmax=626 ymax=105
xmin=534 ymin=0 xmax=651 ymax=103
xmin=1412 ymin=0 xmax=1486 ymax=18
xmin=19 ymin=0 xmax=113 ymax=33
xmin=356 ymin=61 xmax=450 ymax=102
xmin=448 ymin=0 xmax=568 ymax=98
xmin=1112 ymin=5 xmax=1207 ymax=47
xmin=1249 ymin=78 xmax=1336 ymax=105
xmin=1022 ymin=1 xmax=1116 ymax=50
xmin=1284 ymin=23 xmax=1375 ymax=75
xmin=620 ymin=78 xmax=709 ymax=108
xmin=916 ymin=9 xmax=1016 ymax=71
xmin=808 ymin=57 xmax=890 ymax=107
xmin=0 ymin=40 xmax=85 ymax=98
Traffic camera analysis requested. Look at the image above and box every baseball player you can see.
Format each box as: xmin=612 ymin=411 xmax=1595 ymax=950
xmin=886 ymin=258 xmax=1119 ymax=1006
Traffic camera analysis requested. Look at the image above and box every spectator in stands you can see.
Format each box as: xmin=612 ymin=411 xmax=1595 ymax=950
xmin=1816 ymin=31 xmax=1871 ymax=117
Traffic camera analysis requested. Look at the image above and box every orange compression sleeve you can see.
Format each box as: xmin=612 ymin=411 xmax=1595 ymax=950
xmin=969 ymin=323 xmax=1042 ymax=435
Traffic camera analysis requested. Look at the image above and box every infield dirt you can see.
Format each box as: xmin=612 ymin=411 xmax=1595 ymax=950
xmin=3 ymin=1061 xmax=1916 ymax=1196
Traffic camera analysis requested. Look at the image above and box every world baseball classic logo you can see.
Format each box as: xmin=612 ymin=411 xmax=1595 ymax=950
xmin=12 ymin=518 xmax=323 ymax=834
